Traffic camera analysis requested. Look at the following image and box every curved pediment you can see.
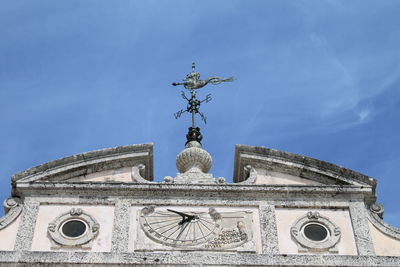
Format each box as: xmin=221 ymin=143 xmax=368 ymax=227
xmin=12 ymin=144 xmax=153 ymax=185
xmin=233 ymin=145 xmax=376 ymax=187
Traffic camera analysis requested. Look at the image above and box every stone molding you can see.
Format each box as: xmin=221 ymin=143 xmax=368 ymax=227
xmin=111 ymin=199 xmax=130 ymax=253
xmin=48 ymin=208 xmax=100 ymax=249
xmin=367 ymin=202 xmax=400 ymax=240
xmin=259 ymin=205 xmax=279 ymax=254
xmin=14 ymin=200 xmax=39 ymax=251
xmin=235 ymin=165 xmax=257 ymax=185
xmin=349 ymin=202 xmax=375 ymax=255
xmin=12 ymin=143 xmax=154 ymax=185
xmin=27 ymin=195 xmax=356 ymax=207
xmin=164 ymin=173 xmax=227 ymax=184
xmin=0 ymin=251 xmax=400 ymax=266
xmin=0 ymin=198 xmax=22 ymax=230
xmin=14 ymin=182 xmax=372 ymax=199
xmin=131 ymin=164 xmax=151 ymax=183
xmin=369 ymin=202 xmax=384 ymax=219
xmin=233 ymin=145 xmax=376 ymax=187
xmin=130 ymin=164 xmax=227 ymax=185
xmin=7 ymin=197 xmax=359 ymax=210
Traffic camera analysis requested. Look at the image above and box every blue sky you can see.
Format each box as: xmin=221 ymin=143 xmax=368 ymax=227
xmin=1 ymin=1 xmax=399 ymax=227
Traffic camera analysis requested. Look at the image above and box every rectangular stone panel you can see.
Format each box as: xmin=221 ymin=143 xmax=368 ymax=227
xmin=31 ymin=204 xmax=114 ymax=252
xmin=130 ymin=205 xmax=262 ymax=253
xmin=275 ymin=208 xmax=357 ymax=255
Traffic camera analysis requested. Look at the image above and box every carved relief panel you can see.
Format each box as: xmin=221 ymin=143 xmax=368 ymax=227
xmin=133 ymin=206 xmax=259 ymax=252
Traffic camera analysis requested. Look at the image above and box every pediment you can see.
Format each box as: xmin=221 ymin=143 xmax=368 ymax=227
xmin=65 ymin=167 xmax=135 ymax=183
xmin=234 ymin=145 xmax=376 ymax=187
xmin=12 ymin=144 xmax=153 ymax=185
xmin=254 ymin=170 xmax=323 ymax=185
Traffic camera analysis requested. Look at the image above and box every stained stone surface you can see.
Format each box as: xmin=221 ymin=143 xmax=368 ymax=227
xmin=0 ymin=143 xmax=400 ymax=266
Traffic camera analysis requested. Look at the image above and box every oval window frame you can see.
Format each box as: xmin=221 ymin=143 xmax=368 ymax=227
xmin=48 ymin=208 xmax=100 ymax=249
xmin=290 ymin=211 xmax=341 ymax=253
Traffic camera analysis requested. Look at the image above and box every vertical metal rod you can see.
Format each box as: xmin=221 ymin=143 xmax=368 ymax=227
xmin=192 ymin=111 xmax=196 ymax=128
xmin=191 ymin=90 xmax=196 ymax=128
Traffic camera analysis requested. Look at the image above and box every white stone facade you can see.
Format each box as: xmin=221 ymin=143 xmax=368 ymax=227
xmin=0 ymin=143 xmax=400 ymax=266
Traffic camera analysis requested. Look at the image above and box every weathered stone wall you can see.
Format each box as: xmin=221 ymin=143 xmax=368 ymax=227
xmin=369 ymin=221 xmax=400 ymax=256
xmin=275 ymin=208 xmax=357 ymax=255
xmin=0 ymin=217 xmax=20 ymax=251
xmin=254 ymin=169 xmax=323 ymax=185
xmin=0 ymin=143 xmax=399 ymax=266
xmin=67 ymin=167 xmax=133 ymax=183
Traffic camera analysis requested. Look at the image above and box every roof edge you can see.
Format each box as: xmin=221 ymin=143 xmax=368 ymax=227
xmin=12 ymin=143 xmax=154 ymax=183
xmin=233 ymin=145 xmax=376 ymax=187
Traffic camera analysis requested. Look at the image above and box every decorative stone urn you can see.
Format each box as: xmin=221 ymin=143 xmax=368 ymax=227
xmin=176 ymin=141 xmax=212 ymax=173
xmin=174 ymin=141 xmax=215 ymax=184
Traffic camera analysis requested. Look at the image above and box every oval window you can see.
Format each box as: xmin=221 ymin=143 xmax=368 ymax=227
xmin=303 ymin=223 xmax=328 ymax=241
xmin=61 ymin=220 xmax=87 ymax=238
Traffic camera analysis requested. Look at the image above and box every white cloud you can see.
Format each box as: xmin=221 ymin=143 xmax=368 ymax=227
xmin=357 ymin=109 xmax=370 ymax=123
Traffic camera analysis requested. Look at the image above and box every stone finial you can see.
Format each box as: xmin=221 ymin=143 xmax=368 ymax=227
xmin=169 ymin=139 xmax=229 ymax=184
xmin=173 ymin=141 xmax=217 ymax=184
xmin=176 ymin=141 xmax=212 ymax=174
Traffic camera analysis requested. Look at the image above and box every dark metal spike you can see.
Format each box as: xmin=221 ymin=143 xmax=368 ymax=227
xmin=181 ymin=91 xmax=189 ymax=101
xmin=199 ymin=112 xmax=207 ymax=124
xmin=201 ymin=94 xmax=212 ymax=103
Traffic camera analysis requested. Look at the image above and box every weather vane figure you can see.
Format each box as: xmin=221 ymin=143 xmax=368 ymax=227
xmin=172 ymin=63 xmax=233 ymax=145
xmin=172 ymin=62 xmax=234 ymax=90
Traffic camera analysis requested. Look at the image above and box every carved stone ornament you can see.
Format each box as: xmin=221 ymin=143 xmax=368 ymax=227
xmin=176 ymin=141 xmax=212 ymax=174
xmin=290 ymin=211 xmax=341 ymax=253
xmin=131 ymin=164 xmax=151 ymax=183
xmin=47 ymin=208 xmax=100 ymax=249
xmin=235 ymin=165 xmax=257 ymax=185
xmin=369 ymin=202 xmax=384 ymax=219
xmin=138 ymin=206 xmax=255 ymax=251
xmin=173 ymin=141 xmax=221 ymax=184
xmin=0 ymin=198 xmax=22 ymax=230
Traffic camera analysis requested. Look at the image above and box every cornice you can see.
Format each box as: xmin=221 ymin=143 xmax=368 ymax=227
xmin=12 ymin=143 xmax=154 ymax=184
xmin=13 ymin=182 xmax=373 ymax=200
xmin=233 ymin=145 xmax=376 ymax=188
xmin=0 ymin=251 xmax=399 ymax=266
xmin=367 ymin=202 xmax=400 ymax=240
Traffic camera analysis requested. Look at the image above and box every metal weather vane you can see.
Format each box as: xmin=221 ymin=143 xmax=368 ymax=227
xmin=172 ymin=63 xmax=233 ymax=145
xmin=174 ymin=90 xmax=211 ymax=127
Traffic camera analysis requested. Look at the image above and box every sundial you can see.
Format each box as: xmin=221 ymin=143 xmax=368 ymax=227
xmin=172 ymin=63 xmax=233 ymax=145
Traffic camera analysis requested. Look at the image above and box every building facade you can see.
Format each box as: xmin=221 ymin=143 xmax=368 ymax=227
xmin=0 ymin=141 xmax=400 ymax=266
